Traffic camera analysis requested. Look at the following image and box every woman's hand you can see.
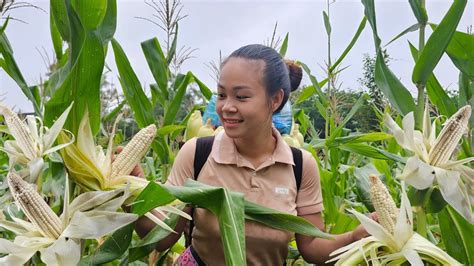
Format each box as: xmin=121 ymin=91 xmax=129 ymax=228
xmin=351 ymin=212 xmax=378 ymax=241
xmin=115 ymin=146 xmax=145 ymax=177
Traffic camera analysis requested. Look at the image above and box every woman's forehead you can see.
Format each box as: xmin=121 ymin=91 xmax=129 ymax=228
xmin=219 ymin=58 xmax=266 ymax=86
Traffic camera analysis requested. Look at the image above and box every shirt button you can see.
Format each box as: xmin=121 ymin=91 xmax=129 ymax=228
xmin=251 ymin=171 xmax=257 ymax=176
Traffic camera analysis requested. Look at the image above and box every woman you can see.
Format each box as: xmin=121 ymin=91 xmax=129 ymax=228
xmin=136 ymin=44 xmax=371 ymax=265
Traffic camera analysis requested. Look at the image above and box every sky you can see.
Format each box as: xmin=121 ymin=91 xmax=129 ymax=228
xmin=0 ymin=0 xmax=473 ymax=112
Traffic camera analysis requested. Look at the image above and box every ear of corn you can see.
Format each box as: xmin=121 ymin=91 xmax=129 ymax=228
xmin=282 ymin=134 xmax=300 ymax=148
xmin=369 ymin=175 xmax=398 ymax=235
xmin=7 ymin=172 xmax=62 ymax=239
xmin=0 ymin=105 xmax=37 ymax=160
xmin=197 ymin=118 xmax=214 ymax=137
xmin=291 ymin=123 xmax=304 ymax=147
xmin=184 ymin=111 xmax=203 ymax=141
xmin=429 ymin=105 xmax=471 ymax=166
xmin=111 ymin=124 xmax=157 ymax=177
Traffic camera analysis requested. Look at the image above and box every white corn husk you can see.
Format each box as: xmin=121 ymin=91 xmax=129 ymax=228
xmin=327 ymin=182 xmax=461 ymax=265
xmin=384 ymin=105 xmax=473 ymax=223
xmin=0 ymin=103 xmax=74 ymax=183
xmin=0 ymin=173 xmax=138 ymax=266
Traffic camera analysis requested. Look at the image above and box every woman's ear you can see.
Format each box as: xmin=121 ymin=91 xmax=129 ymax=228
xmin=271 ymin=89 xmax=285 ymax=112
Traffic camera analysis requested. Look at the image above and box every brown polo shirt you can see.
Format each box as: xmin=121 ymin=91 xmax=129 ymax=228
xmin=167 ymin=128 xmax=323 ymax=265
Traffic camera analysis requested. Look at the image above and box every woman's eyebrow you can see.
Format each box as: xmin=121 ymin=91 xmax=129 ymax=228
xmin=217 ymin=84 xmax=251 ymax=91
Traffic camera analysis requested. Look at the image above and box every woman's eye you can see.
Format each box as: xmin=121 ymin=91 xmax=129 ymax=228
xmin=236 ymin=95 xmax=249 ymax=100
xmin=217 ymin=93 xmax=225 ymax=99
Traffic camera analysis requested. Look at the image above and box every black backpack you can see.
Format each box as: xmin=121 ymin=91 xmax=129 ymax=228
xmin=185 ymin=136 xmax=303 ymax=248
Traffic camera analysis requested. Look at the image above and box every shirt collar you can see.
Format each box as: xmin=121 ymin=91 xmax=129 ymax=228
xmin=211 ymin=127 xmax=294 ymax=167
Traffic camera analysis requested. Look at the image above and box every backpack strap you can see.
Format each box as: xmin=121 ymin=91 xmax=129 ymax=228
xmin=186 ymin=136 xmax=215 ymax=248
xmin=193 ymin=136 xmax=215 ymax=180
xmin=290 ymin=147 xmax=303 ymax=190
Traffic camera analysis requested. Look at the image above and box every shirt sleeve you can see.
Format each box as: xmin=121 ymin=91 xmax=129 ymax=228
xmin=166 ymin=138 xmax=197 ymax=186
xmin=296 ymin=150 xmax=324 ymax=215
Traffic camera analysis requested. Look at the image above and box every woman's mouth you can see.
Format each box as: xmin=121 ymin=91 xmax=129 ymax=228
xmin=223 ymin=118 xmax=243 ymax=127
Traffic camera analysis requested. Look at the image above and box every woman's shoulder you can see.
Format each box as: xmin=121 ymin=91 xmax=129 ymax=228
xmin=178 ymin=137 xmax=198 ymax=159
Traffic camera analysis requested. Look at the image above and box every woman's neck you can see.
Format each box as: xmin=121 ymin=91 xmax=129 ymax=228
xmin=233 ymin=127 xmax=276 ymax=166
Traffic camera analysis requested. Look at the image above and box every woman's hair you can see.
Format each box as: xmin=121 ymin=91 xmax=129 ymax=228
xmin=221 ymin=44 xmax=302 ymax=113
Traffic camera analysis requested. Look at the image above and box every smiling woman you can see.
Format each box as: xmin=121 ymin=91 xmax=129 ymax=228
xmin=134 ymin=44 xmax=374 ymax=265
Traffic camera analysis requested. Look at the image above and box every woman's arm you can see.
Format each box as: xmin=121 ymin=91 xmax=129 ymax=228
xmin=134 ymin=206 xmax=192 ymax=252
xmin=295 ymin=212 xmax=369 ymax=265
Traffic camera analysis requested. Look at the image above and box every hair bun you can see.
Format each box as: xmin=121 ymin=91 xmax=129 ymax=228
xmin=284 ymin=59 xmax=302 ymax=92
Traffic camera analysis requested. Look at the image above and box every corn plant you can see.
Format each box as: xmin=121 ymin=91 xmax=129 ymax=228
xmin=359 ymin=0 xmax=473 ymax=263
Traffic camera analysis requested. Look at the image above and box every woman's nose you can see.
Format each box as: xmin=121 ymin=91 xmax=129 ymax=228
xmin=221 ymin=99 xmax=237 ymax=113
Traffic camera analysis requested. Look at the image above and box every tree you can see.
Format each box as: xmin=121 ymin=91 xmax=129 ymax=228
xmin=357 ymin=51 xmax=390 ymax=131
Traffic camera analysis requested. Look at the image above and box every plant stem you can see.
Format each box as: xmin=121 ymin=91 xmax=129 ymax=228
xmin=416 ymin=207 xmax=428 ymax=238
xmin=417 ymin=186 xmax=433 ymax=238
xmin=415 ymin=0 xmax=426 ymax=130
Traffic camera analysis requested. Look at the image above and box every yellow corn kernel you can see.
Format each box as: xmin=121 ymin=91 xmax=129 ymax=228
xmin=429 ymin=105 xmax=471 ymax=166
xmin=111 ymin=124 xmax=157 ymax=177
xmin=369 ymin=175 xmax=398 ymax=235
xmin=0 ymin=105 xmax=37 ymax=160
xmin=7 ymin=172 xmax=62 ymax=239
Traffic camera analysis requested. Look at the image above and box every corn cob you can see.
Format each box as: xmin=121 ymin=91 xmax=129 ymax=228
xmin=369 ymin=175 xmax=398 ymax=235
xmin=184 ymin=111 xmax=203 ymax=141
xmin=292 ymin=123 xmax=305 ymax=147
xmin=7 ymin=172 xmax=62 ymax=239
xmin=0 ymin=105 xmax=37 ymax=160
xmin=197 ymin=118 xmax=214 ymax=137
xmin=429 ymin=105 xmax=471 ymax=166
xmin=111 ymin=124 xmax=157 ymax=177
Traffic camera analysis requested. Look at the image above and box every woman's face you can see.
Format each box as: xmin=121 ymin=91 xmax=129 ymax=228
xmin=216 ymin=57 xmax=282 ymax=139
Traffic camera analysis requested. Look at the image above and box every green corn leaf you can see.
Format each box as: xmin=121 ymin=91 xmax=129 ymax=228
xmin=157 ymin=125 xmax=186 ymax=136
xmin=279 ymin=32 xmax=289 ymax=57
xmin=296 ymin=66 xmax=348 ymax=104
xmin=128 ymin=212 xmax=181 ymax=262
xmin=459 ymin=72 xmax=473 ymax=128
xmin=0 ymin=16 xmax=8 ymax=34
xmin=437 ymin=26 xmax=474 ymax=79
xmin=245 ymin=201 xmax=331 ymax=239
xmin=375 ymin=49 xmax=416 ymax=115
xmin=142 ymin=38 xmax=169 ymax=96
xmin=112 ymin=38 xmax=154 ymax=128
xmin=50 ymin=8 xmax=63 ymax=61
xmin=51 ymin=0 xmax=71 ymax=42
xmin=299 ymin=62 xmax=328 ymax=105
xmin=163 ymin=72 xmax=193 ymax=126
xmin=408 ymin=0 xmax=428 ymax=25
xmin=408 ymin=42 xmax=457 ymax=116
xmin=46 ymin=0 xmax=113 ymax=136
xmin=384 ymin=23 xmax=420 ymax=47
xmin=323 ymin=11 xmax=331 ymax=35
xmin=439 ymin=205 xmax=474 ymax=264
xmin=328 ymin=94 xmax=368 ymax=143
xmin=330 ymin=17 xmax=367 ymax=73
xmin=103 ymin=101 xmax=126 ymax=122
xmin=98 ymin=0 xmax=117 ymax=46
xmin=330 ymin=132 xmax=393 ymax=147
xmin=132 ymin=180 xmax=245 ymax=265
xmin=0 ymin=32 xmax=41 ymax=115
xmin=361 ymin=0 xmax=381 ymax=48
xmin=412 ymin=0 xmax=467 ymax=86
xmin=167 ymin=24 xmax=178 ymax=65
xmin=71 ymin=0 xmax=107 ymax=30
xmin=192 ymin=74 xmax=213 ymax=100
xmin=339 ymin=143 xmax=405 ymax=162
xmin=78 ymin=223 xmax=134 ymax=265
xmin=362 ymin=0 xmax=414 ymax=117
